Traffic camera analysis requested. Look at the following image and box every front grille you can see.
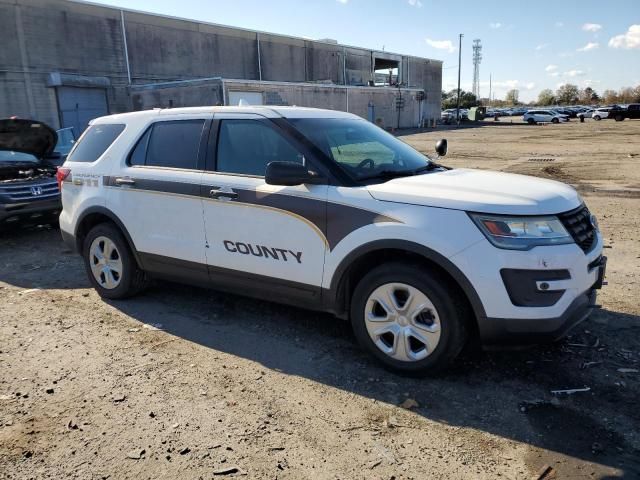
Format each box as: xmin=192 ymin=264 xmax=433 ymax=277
xmin=558 ymin=204 xmax=596 ymax=253
xmin=0 ymin=179 xmax=59 ymax=202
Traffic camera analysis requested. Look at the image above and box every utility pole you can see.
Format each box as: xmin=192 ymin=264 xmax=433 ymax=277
xmin=456 ymin=33 xmax=463 ymax=125
xmin=489 ymin=73 xmax=492 ymax=107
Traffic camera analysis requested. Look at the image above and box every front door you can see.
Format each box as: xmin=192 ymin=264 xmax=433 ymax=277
xmin=201 ymin=113 xmax=328 ymax=304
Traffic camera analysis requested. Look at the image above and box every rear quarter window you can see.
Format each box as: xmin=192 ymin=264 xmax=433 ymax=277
xmin=67 ymin=124 xmax=125 ymax=163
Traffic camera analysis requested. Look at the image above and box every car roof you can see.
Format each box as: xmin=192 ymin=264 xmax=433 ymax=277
xmin=91 ymin=106 xmax=361 ymax=124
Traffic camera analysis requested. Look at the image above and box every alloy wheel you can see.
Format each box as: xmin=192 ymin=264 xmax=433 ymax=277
xmin=364 ymin=282 xmax=442 ymax=362
xmin=89 ymin=236 xmax=123 ymax=289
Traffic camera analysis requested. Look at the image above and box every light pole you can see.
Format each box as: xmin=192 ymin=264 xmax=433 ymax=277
xmin=456 ymin=33 xmax=464 ymax=125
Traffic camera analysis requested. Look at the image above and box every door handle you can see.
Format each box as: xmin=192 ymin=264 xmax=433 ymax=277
xmin=209 ymin=187 xmax=238 ymax=200
xmin=114 ymin=177 xmax=136 ymax=186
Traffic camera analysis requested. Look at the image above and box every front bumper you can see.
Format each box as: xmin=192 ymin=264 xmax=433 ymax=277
xmin=478 ymin=289 xmax=599 ymax=344
xmin=0 ymin=198 xmax=61 ymax=225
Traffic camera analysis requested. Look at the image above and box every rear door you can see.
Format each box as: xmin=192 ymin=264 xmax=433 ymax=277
xmin=200 ymin=113 xmax=328 ymax=303
xmin=538 ymin=111 xmax=552 ymax=122
xmin=107 ymin=114 xmax=212 ymax=281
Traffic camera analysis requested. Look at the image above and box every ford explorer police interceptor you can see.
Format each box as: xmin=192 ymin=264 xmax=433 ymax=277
xmin=58 ymin=106 xmax=606 ymax=374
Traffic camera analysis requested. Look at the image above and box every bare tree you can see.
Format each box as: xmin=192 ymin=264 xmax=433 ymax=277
xmin=579 ymin=87 xmax=599 ymax=104
xmin=602 ymin=89 xmax=619 ymax=104
xmin=555 ymin=84 xmax=580 ymax=105
xmin=537 ymin=89 xmax=555 ymax=106
xmin=505 ymin=89 xmax=520 ymax=105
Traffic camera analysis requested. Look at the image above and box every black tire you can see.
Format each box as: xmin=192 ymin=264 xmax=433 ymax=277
xmin=350 ymin=262 xmax=468 ymax=375
xmin=527 ymin=118 xmax=535 ymax=125
xmin=594 ymin=115 xmax=601 ymax=121
xmin=82 ymin=222 xmax=148 ymax=299
xmin=615 ymin=114 xmax=624 ymax=122
xmin=551 ymin=117 xmax=559 ymax=124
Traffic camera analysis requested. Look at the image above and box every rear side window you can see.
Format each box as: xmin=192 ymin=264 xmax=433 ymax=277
xmin=67 ymin=124 xmax=125 ymax=162
xmin=129 ymin=120 xmax=204 ymax=170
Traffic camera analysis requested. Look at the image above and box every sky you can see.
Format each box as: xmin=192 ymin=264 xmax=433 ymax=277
xmin=92 ymin=0 xmax=640 ymax=102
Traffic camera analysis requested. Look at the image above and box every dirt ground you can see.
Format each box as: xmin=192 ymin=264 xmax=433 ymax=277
xmin=1 ymin=119 xmax=639 ymax=480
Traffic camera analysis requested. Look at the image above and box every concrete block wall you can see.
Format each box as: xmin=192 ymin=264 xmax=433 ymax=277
xmin=131 ymin=79 xmax=425 ymax=128
xmin=0 ymin=0 xmax=442 ymax=129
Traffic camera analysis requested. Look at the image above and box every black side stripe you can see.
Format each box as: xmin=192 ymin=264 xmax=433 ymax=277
xmin=104 ymin=176 xmax=401 ymax=250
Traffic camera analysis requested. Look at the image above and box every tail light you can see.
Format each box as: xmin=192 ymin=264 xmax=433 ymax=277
xmin=56 ymin=167 xmax=71 ymax=190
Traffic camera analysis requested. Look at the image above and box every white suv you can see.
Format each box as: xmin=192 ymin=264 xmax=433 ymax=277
xmin=58 ymin=107 xmax=606 ymax=374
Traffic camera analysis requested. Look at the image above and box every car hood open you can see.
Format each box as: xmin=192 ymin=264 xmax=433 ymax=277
xmin=0 ymin=118 xmax=57 ymax=159
xmin=366 ymin=168 xmax=582 ymax=215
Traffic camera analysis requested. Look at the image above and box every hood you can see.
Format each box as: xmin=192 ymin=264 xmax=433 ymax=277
xmin=366 ymin=168 xmax=582 ymax=215
xmin=0 ymin=118 xmax=57 ymax=159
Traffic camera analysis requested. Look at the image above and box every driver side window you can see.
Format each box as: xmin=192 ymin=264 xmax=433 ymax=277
xmin=216 ymin=119 xmax=303 ymax=176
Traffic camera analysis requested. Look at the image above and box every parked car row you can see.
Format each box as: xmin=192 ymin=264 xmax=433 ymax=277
xmin=442 ymin=104 xmax=640 ymax=124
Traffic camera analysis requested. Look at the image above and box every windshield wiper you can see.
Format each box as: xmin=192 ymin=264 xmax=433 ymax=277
xmin=357 ymin=163 xmax=441 ymax=182
xmin=357 ymin=169 xmax=415 ymax=181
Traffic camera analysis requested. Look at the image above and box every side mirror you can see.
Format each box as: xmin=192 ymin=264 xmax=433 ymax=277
xmin=265 ymin=161 xmax=319 ymax=186
xmin=435 ymin=139 xmax=448 ymax=157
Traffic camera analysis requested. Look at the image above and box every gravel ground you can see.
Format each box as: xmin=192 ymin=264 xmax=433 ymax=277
xmin=1 ymin=118 xmax=639 ymax=479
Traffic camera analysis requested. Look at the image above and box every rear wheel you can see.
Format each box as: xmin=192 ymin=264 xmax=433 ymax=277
xmin=350 ymin=263 xmax=468 ymax=375
xmin=594 ymin=115 xmax=601 ymax=121
xmin=82 ymin=223 xmax=148 ymax=299
xmin=615 ymin=114 xmax=624 ymax=122
xmin=527 ymin=118 xmax=535 ymax=125
xmin=551 ymin=117 xmax=559 ymax=124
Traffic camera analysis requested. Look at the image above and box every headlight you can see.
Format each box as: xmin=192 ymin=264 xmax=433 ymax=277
xmin=469 ymin=213 xmax=574 ymax=250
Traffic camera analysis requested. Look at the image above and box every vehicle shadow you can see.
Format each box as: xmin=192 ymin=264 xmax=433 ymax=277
xmin=0 ymin=225 xmax=88 ymax=290
xmin=2 ymin=227 xmax=639 ymax=477
xmin=106 ymin=281 xmax=640 ymax=478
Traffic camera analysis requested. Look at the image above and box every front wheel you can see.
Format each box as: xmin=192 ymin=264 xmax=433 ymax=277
xmin=350 ymin=263 xmax=468 ymax=375
xmin=527 ymin=118 xmax=535 ymax=125
xmin=552 ymin=117 xmax=559 ymax=124
xmin=594 ymin=115 xmax=601 ymax=121
xmin=82 ymin=223 xmax=148 ymax=299
xmin=615 ymin=114 xmax=624 ymax=122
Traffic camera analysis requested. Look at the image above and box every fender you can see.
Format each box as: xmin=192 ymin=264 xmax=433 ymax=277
xmin=326 ymin=239 xmax=487 ymax=321
xmin=74 ymin=206 xmax=144 ymax=269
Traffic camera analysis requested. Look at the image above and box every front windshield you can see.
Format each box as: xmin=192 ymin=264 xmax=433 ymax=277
xmin=289 ymin=118 xmax=431 ymax=181
xmin=0 ymin=150 xmax=39 ymax=163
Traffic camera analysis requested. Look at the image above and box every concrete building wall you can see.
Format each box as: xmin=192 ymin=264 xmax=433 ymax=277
xmin=0 ymin=0 xmax=442 ymax=129
xmin=131 ymin=79 xmax=426 ymax=129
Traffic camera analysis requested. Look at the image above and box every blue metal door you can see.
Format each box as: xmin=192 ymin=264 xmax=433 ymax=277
xmin=57 ymin=87 xmax=108 ymax=137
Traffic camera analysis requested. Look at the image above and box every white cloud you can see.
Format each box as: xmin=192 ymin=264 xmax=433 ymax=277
xmin=555 ymin=21 xmax=564 ymax=28
xmin=408 ymin=0 xmax=423 ymax=6
xmin=581 ymin=79 xmax=601 ymax=88
xmin=577 ymin=42 xmax=599 ymax=52
xmin=582 ymin=23 xmax=602 ymax=32
xmin=336 ymin=0 xmax=348 ymax=3
xmin=608 ymin=25 xmax=640 ymax=49
xmin=549 ymin=72 xmax=560 ymax=77
xmin=425 ymin=38 xmax=455 ymax=53
xmin=545 ymin=64 xmax=558 ymax=72
xmin=490 ymin=22 xmax=502 ymax=29
xmin=525 ymin=82 xmax=536 ymax=90
xmin=536 ymin=43 xmax=550 ymax=51
xmin=564 ymin=69 xmax=585 ymax=77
